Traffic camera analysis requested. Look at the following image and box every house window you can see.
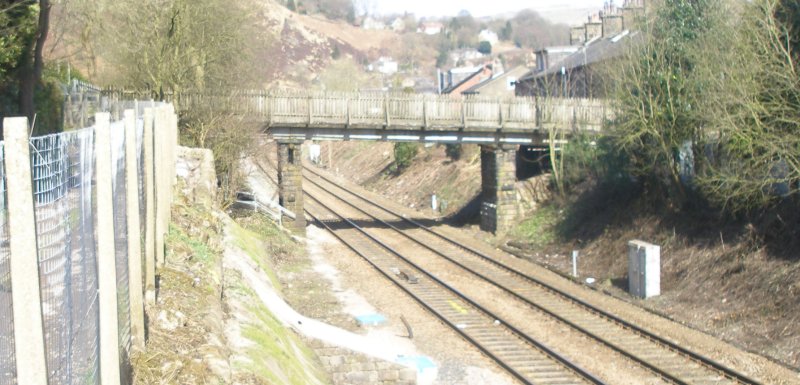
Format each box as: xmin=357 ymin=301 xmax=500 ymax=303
xmin=507 ymin=77 xmax=516 ymax=90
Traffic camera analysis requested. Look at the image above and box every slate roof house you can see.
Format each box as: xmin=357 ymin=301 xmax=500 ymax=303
xmin=516 ymin=0 xmax=646 ymax=98
xmin=441 ymin=64 xmax=494 ymax=95
xmin=462 ymin=66 xmax=530 ymax=98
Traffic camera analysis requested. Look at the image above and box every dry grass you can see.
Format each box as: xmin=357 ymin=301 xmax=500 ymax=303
xmin=132 ymin=196 xmax=228 ymax=384
xmin=505 ymin=187 xmax=800 ymax=369
xmin=132 ymin=183 xmax=329 ymax=384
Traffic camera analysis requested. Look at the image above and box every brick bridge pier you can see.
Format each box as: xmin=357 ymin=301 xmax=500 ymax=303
xmin=277 ymin=140 xmax=306 ymax=233
xmin=479 ymin=144 xmax=518 ymax=233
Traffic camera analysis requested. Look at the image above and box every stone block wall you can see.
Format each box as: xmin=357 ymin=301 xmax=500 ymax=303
xmin=307 ymin=340 xmax=417 ymax=385
xmin=480 ymin=145 xmax=518 ymax=233
xmin=277 ymin=141 xmax=306 ymax=232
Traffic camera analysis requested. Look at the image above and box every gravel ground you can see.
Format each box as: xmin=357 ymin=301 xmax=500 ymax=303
xmin=305 ymin=164 xmax=800 ymax=385
xmin=248 ymin=155 xmax=518 ymax=385
xmin=303 ymin=179 xmax=664 ymax=385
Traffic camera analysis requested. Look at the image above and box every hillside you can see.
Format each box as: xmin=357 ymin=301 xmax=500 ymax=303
xmin=250 ymin=0 xmax=401 ymax=87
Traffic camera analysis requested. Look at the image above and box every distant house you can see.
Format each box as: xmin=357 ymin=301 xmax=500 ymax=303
xmin=449 ymin=49 xmax=486 ymax=64
xmin=478 ymin=29 xmax=499 ymax=45
xmin=391 ymin=17 xmax=406 ymax=32
xmin=439 ymin=65 xmax=481 ymax=92
xmin=418 ymin=21 xmax=443 ymax=35
xmin=441 ymin=64 xmax=494 ymax=95
xmin=516 ymin=0 xmax=645 ymax=98
xmin=362 ymin=17 xmax=385 ymax=30
xmin=463 ymin=66 xmax=530 ymax=97
xmin=368 ymin=57 xmax=399 ymax=75
xmin=533 ymin=46 xmax=580 ymax=72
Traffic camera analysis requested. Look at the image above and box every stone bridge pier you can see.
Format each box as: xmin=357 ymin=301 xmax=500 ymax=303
xmin=277 ymin=140 xmax=306 ymax=233
xmin=480 ymin=144 xmax=518 ymax=233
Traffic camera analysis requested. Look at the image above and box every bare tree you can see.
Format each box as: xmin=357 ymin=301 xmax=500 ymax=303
xmin=103 ymin=0 xmax=259 ymax=97
xmin=696 ymin=0 xmax=800 ymax=211
xmin=608 ymin=0 xmax=719 ymax=205
xmin=17 ymin=0 xmax=50 ymax=120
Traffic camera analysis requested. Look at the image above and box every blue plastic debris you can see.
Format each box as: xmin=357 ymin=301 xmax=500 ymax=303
xmin=395 ymin=355 xmax=436 ymax=373
xmin=355 ymin=313 xmax=387 ymax=326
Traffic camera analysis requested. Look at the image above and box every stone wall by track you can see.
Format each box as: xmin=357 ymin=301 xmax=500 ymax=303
xmin=307 ymin=340 xmax=417 ymax=385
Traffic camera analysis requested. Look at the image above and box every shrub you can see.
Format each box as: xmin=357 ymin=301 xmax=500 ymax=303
xmin=393 ymin=142 xmax=418 ymax=173
xmin=477 ymin=41 xmax=492 ymax=54
xmin=444 ymin=144 xmax=462 ymax=161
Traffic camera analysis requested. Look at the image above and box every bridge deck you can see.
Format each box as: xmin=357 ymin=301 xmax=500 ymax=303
xmin=180 ymin=91 xmax=613 ymax=144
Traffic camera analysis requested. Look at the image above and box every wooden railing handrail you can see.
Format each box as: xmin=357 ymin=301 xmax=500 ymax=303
xmin=78 ymin=88 xmax=613 ymax=133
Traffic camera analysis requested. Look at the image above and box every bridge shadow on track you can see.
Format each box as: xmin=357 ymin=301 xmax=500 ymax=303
xmin=440 ymin=194 xmax=482 ymax=227
xmin=314 ymin=191 xmax=486 ymax=233
xmin=315 ymin=217 xmax=449 ymax=232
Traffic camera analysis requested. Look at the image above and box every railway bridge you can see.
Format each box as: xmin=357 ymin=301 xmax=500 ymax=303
xmin=182 ymin=90 xmax=612 ymax=233
xmin=118 ymin=89 xmax=609 ymax=233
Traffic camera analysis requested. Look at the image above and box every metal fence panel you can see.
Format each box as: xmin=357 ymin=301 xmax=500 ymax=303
xmin=0 ymin=143 xmax=16 ymax=385
xmin=3 ymin=99 xmax=165 ymax=385
xmin=110 ymin=121 xmax=132 ymax=359
xmin=30 ymin=128 xmax=100 ymax=385
xmin=136 ymin=117 xmax=146 ymax=288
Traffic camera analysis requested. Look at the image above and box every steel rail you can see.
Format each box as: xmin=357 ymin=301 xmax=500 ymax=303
xmin=303 ymin=188 xmax=606 ymax=385
xmin=303 ymin=165 xmax=762 ymax=385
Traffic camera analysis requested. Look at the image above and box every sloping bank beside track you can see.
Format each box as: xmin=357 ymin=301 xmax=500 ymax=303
xmin=132 ymin=147 xmax=419 ymax=384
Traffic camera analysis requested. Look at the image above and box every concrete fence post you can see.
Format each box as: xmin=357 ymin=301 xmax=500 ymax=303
xmin=154 ymin=107 xmax=166 ymax=267
xmin=3 ymin=117 xmax=48 ymax=385
xmin=143 ymin=108 xmax=156 ymax=303
xmin=168 ymin=107 xmax=178 ymax=221
xmin=95 ymin=112 xmax=122 ymax=385
xmin=124 ymin=110 xmax=146 ymax=350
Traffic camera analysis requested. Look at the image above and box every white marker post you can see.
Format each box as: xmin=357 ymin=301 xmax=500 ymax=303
xmin=572 ymin=250 xmax=579 ymax=278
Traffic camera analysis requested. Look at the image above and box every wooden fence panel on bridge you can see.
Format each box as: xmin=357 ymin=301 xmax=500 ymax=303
xmin=266 ymin=92 xmax=608 ymax=133
xmin=85 ymin=89 xmax=614 ymax=143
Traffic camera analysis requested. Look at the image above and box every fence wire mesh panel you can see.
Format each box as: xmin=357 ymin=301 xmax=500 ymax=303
xmin=110 ymin=121 xmax=132 ymax=359
xmin=136 ymin=117 xmax=147 ymax=288
xmin=30 ymin=128 xmax=99 ymax=385
xmin=136 ymin=118 xmax=145 ymax=249
xmin=0 ymin=143 xmax=16 ymax=385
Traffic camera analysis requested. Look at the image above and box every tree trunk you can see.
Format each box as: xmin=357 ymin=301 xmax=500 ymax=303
xmin=19 ymin=0 xmax=51 ymax=125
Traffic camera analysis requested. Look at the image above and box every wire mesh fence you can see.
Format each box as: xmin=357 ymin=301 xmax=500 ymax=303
xmin=30 ymin=128 xmax=100 ymax=385
xmin=0 ymin=99 xmax=172 ymax=384
xmin=110 ymin=120 xmax=132 ymax=359
xmin=0 ymin=144 xmax=16 ymax=385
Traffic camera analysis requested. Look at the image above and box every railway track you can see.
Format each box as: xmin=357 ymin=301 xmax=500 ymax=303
xmin=301 ymin=165 xmax=762 ymax=385
xmin=303 ymin=186 xmax=605 ymax=385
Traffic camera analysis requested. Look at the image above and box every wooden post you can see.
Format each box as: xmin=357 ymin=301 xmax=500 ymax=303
xmin=499 ymin=102 xmax=505 ymax=129
xmin=267 ymin=92 xmax=273 ymax=127
xmin=143 ymin=108 xmax=156 ymax=303
xmin=460 ymin=99 xmax=466 ymax=129
xmin=345 ymin=97 xmax=351 ymax=128
xmin=307 ymin=95 xmax=313 ymax=126
xmin=124 ymin=110 xmax=146 ymax=350
xmin=95 ymin=112 xmax=122 ymax=385
xmin=384 ymin=95 xmax=391 ymax=127
xmin=80 ymin=91 xmax=86 ymax=127
xmin=3 ymin=117 xmax=48 ymax=385
xmin=422 ymin=97 xmax=428 ymax=129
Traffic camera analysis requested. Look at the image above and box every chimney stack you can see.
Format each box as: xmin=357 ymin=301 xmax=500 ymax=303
xmin=602 ymin=14 xmax=623 ymax=37
xmin=584 ymin=18 xmax=602 ymax=42
xmin=571 ymin=26 xmax=586 ymax=45
xmin=621 ymin=0 xmax=646 ymax=30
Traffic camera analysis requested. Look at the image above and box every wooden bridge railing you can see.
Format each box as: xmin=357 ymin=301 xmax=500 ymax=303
xmin=81 ymin=88 xmax=614 ymax=134
xmin=174 ymin=90 xmax=613 ymax=133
